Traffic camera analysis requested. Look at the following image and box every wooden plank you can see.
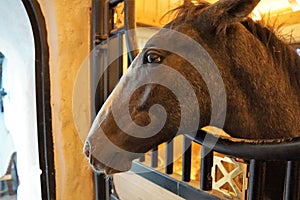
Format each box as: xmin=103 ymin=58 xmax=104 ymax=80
xmin=136 ymin=0 xmax=184 ymax=27
xmin=280 ymin=24 xmax=300 ymax=43
xmin=114 ymin=172 xmax=185 ymax=200
xmin=269 ymin=10 xmax=300 ymax=26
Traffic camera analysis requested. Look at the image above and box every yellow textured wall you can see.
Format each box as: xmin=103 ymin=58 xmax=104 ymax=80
xmin=38 ymin=0 xmax=94 ymax=199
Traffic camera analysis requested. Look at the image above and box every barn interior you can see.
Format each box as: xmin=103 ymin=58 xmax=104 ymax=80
xmin=0 ymin=0 xmax=299 ymax=200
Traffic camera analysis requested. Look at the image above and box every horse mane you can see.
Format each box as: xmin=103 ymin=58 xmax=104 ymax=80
xmin=241 ymin=19 xmax=300 ymax=90
xmin=165 ymin=0 xmax=300 ymax=91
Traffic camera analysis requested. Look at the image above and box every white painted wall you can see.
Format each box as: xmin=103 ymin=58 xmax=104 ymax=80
xmin=0 ymin=0 xmax=41 ymax=199
xmin=0 ymin=113 xmax=15 ymax=177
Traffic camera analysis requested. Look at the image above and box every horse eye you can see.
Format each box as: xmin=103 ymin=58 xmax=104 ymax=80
xmin=144 ymin=50 xmax=163 ymax=64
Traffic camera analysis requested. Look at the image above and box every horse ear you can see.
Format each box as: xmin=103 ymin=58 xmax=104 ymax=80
xmin=218 ymin=0 xmax=260 ymax=18
xmin=201 ymin=0 xmax=260 ymax=32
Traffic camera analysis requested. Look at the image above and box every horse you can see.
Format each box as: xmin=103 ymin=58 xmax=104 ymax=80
xmin=84 ymin=0 xmax=300 ymax=199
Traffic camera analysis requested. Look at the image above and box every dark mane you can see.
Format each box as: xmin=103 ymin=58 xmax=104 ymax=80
xmin=167 ymin=0 xmax=300 ymax=91
xmin=242 ymin=19 xmax=300 ymax=88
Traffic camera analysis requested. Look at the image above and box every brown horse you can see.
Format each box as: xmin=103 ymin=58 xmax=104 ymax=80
xmin=84 ymin=0 xmax=300 ymax=198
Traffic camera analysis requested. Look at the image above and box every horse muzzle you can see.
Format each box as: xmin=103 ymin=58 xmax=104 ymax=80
xmin=83 ymin=141 xmax=132 ymax=175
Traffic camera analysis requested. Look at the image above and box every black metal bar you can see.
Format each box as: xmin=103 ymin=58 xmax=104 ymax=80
xmin=107 ymin=177 xmax=113 ymax=199
xmin=108 ymin=33 xmax=123 ymax=94
xmin=124 ymin=0 xmax=139 ymax=62
xmin=182 ymin=137 xmax=192 ymax=182
xmin=285 ymin=161 xmax=300 ymax=200
xmin=166 ymin=140 xmax=174 ymax=174
xmin=188 ymin=131 xmax=300 ymax=160
xmin=247 ymin=159 xmax=266 ymax=200
xmin=117 ymin=36 xmax=124 ymax=79
xmin=92 ymin=40 xmax=105 ymax=104
xmin=139 ymin=154 xmax=145 ymax=162
xmin=200 ymin=147 xmax=213 ymax=191
xmin=151 ymin=147 xmax=158 ymax=168
xmin=91 ymin=0 xmax=106 ymax=114
xmin=94 ymin=173 xmax=107 ymax=200
xmin=91 ymin=1 xmax=114 ymax=200
xmin=177 ymin=182 xmax=217 ymax=200
xmin=131 ymin=162 xmax=219 ymax=200
xmin=92 ymin=0 xmax=110 ymax=46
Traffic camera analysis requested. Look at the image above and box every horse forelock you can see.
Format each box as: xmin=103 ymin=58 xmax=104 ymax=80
xmin=162 ymin=0 xmax=210 ymax=28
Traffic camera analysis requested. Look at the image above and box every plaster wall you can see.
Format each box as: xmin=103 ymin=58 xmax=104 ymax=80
xmin=38 ymin=0 xmax=94 ymax=199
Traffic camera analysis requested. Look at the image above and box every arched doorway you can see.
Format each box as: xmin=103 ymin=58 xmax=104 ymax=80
xmin=0 ymin=0 xmax=55 ymax=199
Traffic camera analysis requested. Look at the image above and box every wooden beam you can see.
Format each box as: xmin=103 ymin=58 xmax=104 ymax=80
xmin=269 ymin=10 xmax=300 ymax=26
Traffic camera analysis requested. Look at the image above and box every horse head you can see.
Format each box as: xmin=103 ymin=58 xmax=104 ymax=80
xmin=84 ymin=0 xmax=300 ymax=174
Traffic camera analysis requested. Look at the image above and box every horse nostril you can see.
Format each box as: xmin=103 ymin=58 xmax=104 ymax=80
xmin=84 ymin=141 xmax=91 ymax=158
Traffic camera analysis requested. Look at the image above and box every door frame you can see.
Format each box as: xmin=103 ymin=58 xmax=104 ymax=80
xmin=21 ymin=1 xmax=56 ymax=199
